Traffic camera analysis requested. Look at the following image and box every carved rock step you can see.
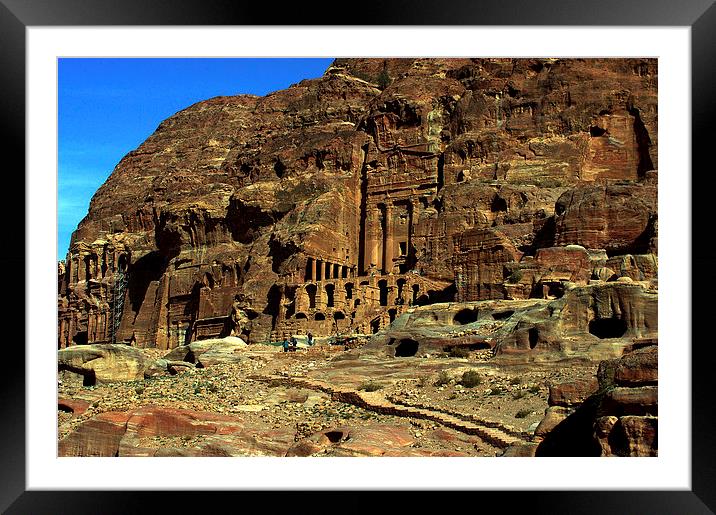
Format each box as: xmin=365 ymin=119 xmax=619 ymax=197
xmin=253 ymin=374 xmax=527 ymax=449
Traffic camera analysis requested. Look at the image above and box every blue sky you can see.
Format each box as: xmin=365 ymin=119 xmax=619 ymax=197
xmin=58 ymin=57 xmax=334 ymax=259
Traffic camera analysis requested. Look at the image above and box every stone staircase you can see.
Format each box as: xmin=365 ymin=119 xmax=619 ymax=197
xmin=252 ymin=374 xmax=529 ymax=449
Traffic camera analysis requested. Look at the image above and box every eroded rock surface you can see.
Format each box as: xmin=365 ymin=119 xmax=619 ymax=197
xmin=533 ymin=344 xmax=658 ymax=456
xmin=57 ymin=58 xmax=659 ymax=458
xmin=58 ymin=58 xmax=657 ymax=357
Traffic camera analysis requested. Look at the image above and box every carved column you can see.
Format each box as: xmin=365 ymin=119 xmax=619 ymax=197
xmin=311 ymin=258 xmax=316 ymax=281
xmin=384 ymin=204 xmax=394 ymax=273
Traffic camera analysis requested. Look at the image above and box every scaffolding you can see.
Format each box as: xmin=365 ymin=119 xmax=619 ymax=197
xmin=110 ymin=268 xmax=128 ymax=344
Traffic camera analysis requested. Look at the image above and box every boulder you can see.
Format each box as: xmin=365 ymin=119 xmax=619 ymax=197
xmin=163 ymin=336 xmax=248 ymax=367
xmin=614 ymin=346 xmax=658 ymax=385
xmin=57 ymin=344 xmax=146 ymax=384
xmin=548 ymin=378 xmax=599 ymax=407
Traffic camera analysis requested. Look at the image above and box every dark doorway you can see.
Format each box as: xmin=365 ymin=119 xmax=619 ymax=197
xmin=378 ymin=279 xmax=388 ymax=306
xmin=306 ymin=284 xmax=317 ymax=309
xmin=395 ymin=338 xmax=419 ymax=357
xmin=325 ymin=283 xmax=335 ymax=308
xmin=589 ymin=317 xmax=628 ymax=339
xmin=72 ymin=331 xmax=88 ymax=345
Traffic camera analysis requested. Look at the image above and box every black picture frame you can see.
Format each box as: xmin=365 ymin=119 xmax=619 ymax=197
xmin=3 ymin=1 xmax=712 ymax=512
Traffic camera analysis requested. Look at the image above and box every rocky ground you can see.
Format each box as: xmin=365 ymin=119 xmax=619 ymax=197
xmin=58 ymin=343 xmax=599 ymax=457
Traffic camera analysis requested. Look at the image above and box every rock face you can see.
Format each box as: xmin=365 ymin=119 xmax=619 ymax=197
xmin=58 ymin=58 xmax=657 ymax=353
xmin=534 ymin=344 xmax=658 ymax=456
xmin=58 ymin=405 xmax=470 ymax=457
xmin=363 ymin=281 xmax=656 ymax=361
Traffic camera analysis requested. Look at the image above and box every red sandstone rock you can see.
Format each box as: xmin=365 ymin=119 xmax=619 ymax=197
xmin=554 ymin=183 xmax=657 ymax=255
xmin=614 ymin=346 xmax=658 ymax=385
xmin=58 ymin=58 xmax=657 ymax=353
xmin=535 ymin=344 xmax=658 ymax=456
xmin=548 ymin=378 xmax=599 ymax=407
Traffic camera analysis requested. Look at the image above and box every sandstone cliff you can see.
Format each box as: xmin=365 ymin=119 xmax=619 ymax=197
xmin=58 ymin=58 xmax=657 ymax=351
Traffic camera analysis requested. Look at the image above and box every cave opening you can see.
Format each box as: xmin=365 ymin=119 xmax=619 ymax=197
xmin=589 ymin=125 xmax=607 ymax=137
xmin=325 ymin=431 xmax=345 ymax=443
xmin=72 ymin=331 xmax=88 ymax=346
xmin=264 ymin=284 xmax=282 ymax=328
xmin=82 ymin=370 xmax=96 ymax=387
xmin=395 ymin=338 xmax=419 ymax=357
xmin=453 ymin=308 xmax=479 ymax=325
xmin=492 ymin=310 xmax=514 ymax=320
xmin=589 ymin=317 xmax=628 ymax=339
xmin=491 ymin=195 xmax=507 ymax=212
xmin=628 ymin=106 xmax=655 ymax=178
xmin=274 ymin=159 xmax=287 ymax=178
xmin=528 ymin=328 xmax=539 ymax=349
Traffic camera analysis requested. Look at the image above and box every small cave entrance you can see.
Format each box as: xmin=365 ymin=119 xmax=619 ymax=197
xmin=273 ymin=159 xmax=287 ymax=178
xmin=82 ymin=370 xmax=96 ymax=387
xmin=490 ymin=195 xmax=508 ymax=213
xmin=315 ymin=312 xmax=326 ymax=321
xmin=589 ymin=317 xmax=628 ymax=339
xmin=492 ymin=310 xmax=514 ymax=320
xmin=72 ymin=331 xmax=88 ymax=346
xmin=453 ymin=308 xmax=478 ymax=325
xmin=528 ymin=328 xmax=539 ymax=349
xmin=324 ymin=430 xmax=345 ymax=443
xmin=345 ymin=282 xmax=354 ymax=300
xmin=589 ymin=125 xmax=607 ymax=137
xmin=395 ymin=338 xmax=419 ymax=357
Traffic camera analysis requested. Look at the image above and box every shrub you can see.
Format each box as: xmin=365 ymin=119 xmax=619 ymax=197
xmin=134 ymin=386 xmax=145 ymax=395
xmin=359 ymin=381 xmax=383 ymax=392
xmin=489 ymin=386 xmax=505 ymax=396
xmin=434 ymin=370 xmax=452 ymax=386
xmin=512 ymin=390 xmax=527 ymax=400
xmin=460 ymin=370 xmax=482 ymax=388
xmin=449 ymin=346 xmax=470 ymax=358
xmin=529 ymin=384 xmax=541 ymax=394
xmin=377 ymin=69 xmax=392 ymax=90
xmin=510 ymin=377 xmax=522 ymax=385
xmin=515 ymin=409 xmax=532 ymax=419
xmin=507 ymin=270 xmax=523 ymax=284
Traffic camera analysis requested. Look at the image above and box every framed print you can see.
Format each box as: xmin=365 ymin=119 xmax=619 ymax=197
xmin=4 ymin=0 xmax=714 ymax=512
